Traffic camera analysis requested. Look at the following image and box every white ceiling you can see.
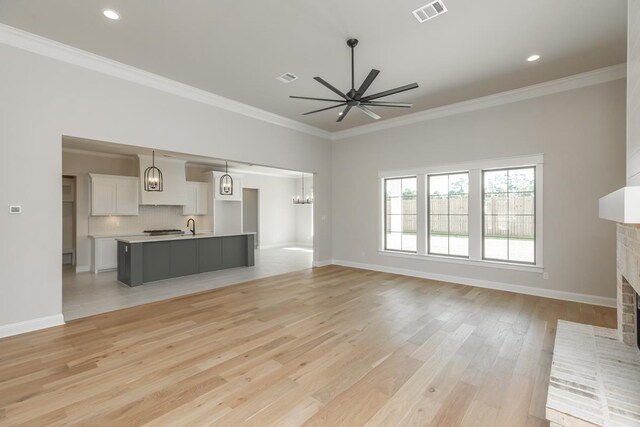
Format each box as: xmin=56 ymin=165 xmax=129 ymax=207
xmin=61 ymin=136 xmax=310 ymax=178
xmin=0 ymin=0 xmax=627 ymax=132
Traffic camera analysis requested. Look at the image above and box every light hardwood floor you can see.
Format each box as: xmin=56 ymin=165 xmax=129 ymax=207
xmin=0 ymin=266 xmax=616 ymax=426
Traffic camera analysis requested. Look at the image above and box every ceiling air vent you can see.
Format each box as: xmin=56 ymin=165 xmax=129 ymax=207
xmin=412 ymin=0 xmax=448 ymax=23
xmin=276 ymin=72 xmax=298 ymax=83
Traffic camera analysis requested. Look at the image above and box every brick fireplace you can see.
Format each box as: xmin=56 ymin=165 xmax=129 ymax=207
xmin=617 ymin=224 xmax=640 ymax=348
xmin=545 ymin=224 xmax=640 ymax=426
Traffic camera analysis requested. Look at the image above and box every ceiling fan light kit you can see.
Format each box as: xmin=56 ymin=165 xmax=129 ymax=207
xmin=291 ymin=38 xmax=419 ymax=122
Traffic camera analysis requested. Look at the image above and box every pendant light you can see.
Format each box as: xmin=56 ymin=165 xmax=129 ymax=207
xmin=144 ymin=151 xmax=163 ymax=192
xmin=220 ymin=161 xmax=233 ymax=195
xmin=293 ymin=174 xmax=313 ymax=204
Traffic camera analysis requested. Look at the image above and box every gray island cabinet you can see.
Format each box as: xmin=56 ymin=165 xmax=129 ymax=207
xmin=116 ymin=233 xmax=255 ymax=287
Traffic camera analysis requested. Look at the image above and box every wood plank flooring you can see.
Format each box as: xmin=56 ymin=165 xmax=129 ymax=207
xmin=0 ymin=266 xmax=616 ymax=426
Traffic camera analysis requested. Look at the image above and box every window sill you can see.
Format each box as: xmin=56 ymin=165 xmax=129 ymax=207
xmin=378 ymin=250 xmax=544 ymax=273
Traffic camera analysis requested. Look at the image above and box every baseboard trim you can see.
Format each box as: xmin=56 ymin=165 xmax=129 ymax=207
xmin=313 ymin=260 xmax=333 ymax=267
xmin=330 ymin=259 xmax=616 ymax=308
xmin=75 ymin=265 xmax=90 ymax=273
xmin=259 ymin=242 xmax=312 ymax=250
xmin=0 ymin=314 xmax=65 ymax=339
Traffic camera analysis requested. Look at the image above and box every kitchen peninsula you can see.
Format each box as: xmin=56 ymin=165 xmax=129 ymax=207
xmin=116 ymin=232 xmax=255 ymax=287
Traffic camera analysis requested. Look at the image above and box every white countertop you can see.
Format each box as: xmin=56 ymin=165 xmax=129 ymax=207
xmin=116 ymin=232 xmax=255 ymax=244
xmin=89 ymin=233 xmax=147 ymax=239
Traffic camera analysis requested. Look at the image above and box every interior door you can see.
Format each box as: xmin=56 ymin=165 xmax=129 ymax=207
xmin=242 ymin=188 xmax=259 ymax=248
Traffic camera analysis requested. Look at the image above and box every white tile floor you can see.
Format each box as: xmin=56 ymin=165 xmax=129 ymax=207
xmin=63 ymin=246 xmax=314 ymax=320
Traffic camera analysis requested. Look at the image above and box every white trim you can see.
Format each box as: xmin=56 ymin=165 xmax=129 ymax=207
xmin=0 ymin=314 xmax=65 ymax=339
xmin=313 ymin=260 xmax=333 ymax=267
xmin=378 ymin=250 xmax=543 ymax=273
xmin=330 ymin=260 xmax=616 ymax=307
xmin=259 ymin=242 xmax=307 ymax=249
xmin=379 ymin=154 xmax=544 ymax=178
xmin=379 ymin=155 xmax=544 ymax=268
xmin=333 ymin=64 xmax=626 ymax=141
xmin=75 ymin=265 xmax=90 ymax=273
xmin=62 ymin=147 xmax=135 ymax=161
xmin=0 ymin=23 xmax=331 ymax=141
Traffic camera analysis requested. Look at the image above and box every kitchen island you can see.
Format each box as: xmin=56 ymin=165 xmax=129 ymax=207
xmin=116 ymin=233 xmax=255 ymax=287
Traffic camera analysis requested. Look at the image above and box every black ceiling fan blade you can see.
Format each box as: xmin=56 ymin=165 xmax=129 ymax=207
xmin=314 ymin=77 xmax=349 ymax=99
xmin=361 ymin=101 xmax=413 ymax=108
xmin=360 ymin=82 xmax=419 ymax=102
xmin=302 ymin=103 xmax=347 ymax=115
xmin=290 ymin=95 xmax=345 ymax=102
xmin=337 ymin=105 xmax=352 ymax=122
xmin=355 ymin=69 xmax=380 ymax=99
xmin=358 ymin=105 xmax=381 ymax=120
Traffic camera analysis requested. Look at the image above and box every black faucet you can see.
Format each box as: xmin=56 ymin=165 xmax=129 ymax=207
xmin=187 ymin=218 xmax=196 ymax=236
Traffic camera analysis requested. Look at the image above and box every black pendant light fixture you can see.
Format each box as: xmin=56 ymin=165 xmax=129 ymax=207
xmin=293 ymin=174 xmax=312 ymax=205
xmin=144 ymin=151 xmax=163 ymax=192
xmin=220 ymin=161 xmax=233 ymax=195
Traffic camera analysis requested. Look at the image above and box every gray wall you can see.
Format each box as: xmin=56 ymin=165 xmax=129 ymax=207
xmin=0 ymin=43 xmax=332 ymax=330
xmin=332 ymin=80 xmax=626 ymax=300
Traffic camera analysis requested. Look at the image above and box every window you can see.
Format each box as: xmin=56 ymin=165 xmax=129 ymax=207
xmin=384 ymin=176 xmax=417 ymax=252
xmin=483 ymin=167 xmax=535 ymax=263
xmin=379 ymin=155 xmax=542 ymax=271
xmin=428 ymin=172 xmax=469 ymax=257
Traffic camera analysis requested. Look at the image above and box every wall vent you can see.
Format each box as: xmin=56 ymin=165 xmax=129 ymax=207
xmin=276 ymin=72 xmax=298 ymax=83
xmin=412 ymin=0 xmax=448 ymax=23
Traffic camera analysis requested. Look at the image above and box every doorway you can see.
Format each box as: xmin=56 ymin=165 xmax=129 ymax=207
xmin=243 ymin=188 xmax=259 ymax=248
xmin=62 ymin=176 xmax=76 ymax=266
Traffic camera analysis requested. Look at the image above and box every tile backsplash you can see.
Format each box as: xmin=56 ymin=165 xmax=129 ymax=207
xmin=89 ymin=205 xmax=211 ymax=236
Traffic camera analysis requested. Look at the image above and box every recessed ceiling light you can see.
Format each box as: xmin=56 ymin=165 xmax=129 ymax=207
xmin=527 ymin=54 xmax=541 ymax=62
xmin=103 ymin=9 xmax=120 ymax=20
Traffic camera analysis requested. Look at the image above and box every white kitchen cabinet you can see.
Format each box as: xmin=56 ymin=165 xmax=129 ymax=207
xmin=211 ymin=172 xmax=243 ymax=201
xmin=90 ymin=174 xmax=139 ymax=216
xmin=91 ymin=237 xmax=118 ymax=273
xmin=183 ymin=182 xmax=208 ymax=215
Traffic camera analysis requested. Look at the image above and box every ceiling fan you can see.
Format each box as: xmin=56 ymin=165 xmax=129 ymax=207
xmin=290 ymin=38 xmax=419 ymax=122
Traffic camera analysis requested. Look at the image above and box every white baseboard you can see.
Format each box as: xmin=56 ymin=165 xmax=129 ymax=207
xmin=0 ymin=314 xmax=65 ymax=339
xmin=312 ymin=260 xmax=333 ymax=267
xmin=330 ymin=259 xmax=616 ymax=308
xmin=75 ymin=265 xmax=90 ymax=273
xmin=260 ymin=242 xmax=312 ymax=250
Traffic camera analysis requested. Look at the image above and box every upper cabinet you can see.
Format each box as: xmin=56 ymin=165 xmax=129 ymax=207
xmin=210 ymin=172 xmax=243 ymax=201
xmin=182 ymin=182 xmax=209 ymax=215
xmin=138 ymin=155 xmax=187 ymax=206
xmin=90 ymin=174 xmax=139 ymax=216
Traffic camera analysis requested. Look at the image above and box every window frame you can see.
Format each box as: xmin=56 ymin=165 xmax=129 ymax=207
xmin=382 ymin=175 xmax=418 ymax=253
xmin=427 ymin=171 xmax=470 ymax=259
xmin=378 ymin=155 xmax=543 ymax=272
xmin=481 ymin=166 xmax=536 ymax=265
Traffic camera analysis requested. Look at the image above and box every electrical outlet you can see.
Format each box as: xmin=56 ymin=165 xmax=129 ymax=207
xmin=543 ymin=272 xmax=549 ymax=280
xmin=9 ymin=205 xmax=21 ymax=214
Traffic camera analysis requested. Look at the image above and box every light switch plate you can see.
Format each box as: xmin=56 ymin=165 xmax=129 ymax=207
xmin=9 ymin=205 xmax=21 ymax=214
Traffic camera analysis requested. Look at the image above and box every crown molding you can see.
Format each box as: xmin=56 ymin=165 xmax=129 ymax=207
xmin=62 ymin=147 xmax=136 ymax=160
xmin=0 ymin=24 xmax=332 ymax=141
xmin=332 ymin=63 xmax=627 ymax=141
xmin=0 ymin=24 xmax=626 ymax=143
